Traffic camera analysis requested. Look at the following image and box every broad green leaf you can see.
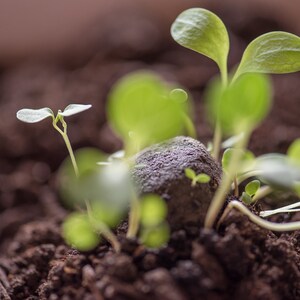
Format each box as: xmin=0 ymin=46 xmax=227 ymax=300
xmin=63 ymin=212 xmax=100 ymax=251
xmin=107 ymin=71 xmax=188 ymax=153
xmin=207 ymin=73 xmax=271 ymax=135
xmin=185 ymin=168 xmax=196 ymax=180
xmin=140 ymin=222 xmax=170 ymax=248
xmin=59 ymin=104 xmax=92 ymax=117
xmin=241 ymin=192 xmax=252 ymax=205
xmin=171 ymin=8 xmax=229 ymax=77
xmin=235 ymin=32 xmax=300 ymax=78
xmin=195 ymin=173 xmax=211 ymax=183
xmin=16 ymin=107 xmax=53 ymax=123
xmin=140 ymin=195 xmax=167 ymax=227
xmin=245 ymin=180 xmax=260 ymax=196
xmin=287 ymin=139 xmax=300 ymax=166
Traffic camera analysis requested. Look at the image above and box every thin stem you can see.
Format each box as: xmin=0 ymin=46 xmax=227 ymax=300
xmin=52 ymin=116 xmax=120 ymax=252
xmin=205 ymin=131 xmax=250 ymax=228
xmin=260 ymin=201 xmax=300 ymax=218
xmin=252 ymin=185 xmax=273 ymax=203
xmin=183 ymin=114 xmax=197 ymax=139
xmin=217 ymin=200 xmax=300 ymax=232
xmin=233 ymin=175 xmax=239 ymax=197
xmin=127 ymin=191 xmax=140 ymax=239
xmin=212 ymin=122 xmax=222 ymax=161
xmin=85 ymin=199 xmax=121 ymax=253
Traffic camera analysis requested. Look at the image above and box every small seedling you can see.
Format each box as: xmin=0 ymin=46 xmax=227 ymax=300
xmin=171 ymin=8 xmax=300 ymax=230
xmin=17 ymin=104 xmax=121 ymax=252
xmin=185 ymin=168 xmax=211 ymax=187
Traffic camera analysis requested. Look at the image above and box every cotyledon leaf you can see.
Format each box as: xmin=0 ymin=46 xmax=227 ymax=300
xmin=59 ymin=104 xmax=92 ymax=117
xmin=16 ymin=107 xmax=54 ymax=123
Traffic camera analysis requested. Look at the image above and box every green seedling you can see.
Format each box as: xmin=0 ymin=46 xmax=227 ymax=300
xmin=17 ymin=104 xmax=121 ymax=252
xmin=171 ymin=8 xmax=300 ymax=229
xmin=185 ymin=168 xmax=211 ymax=187
xmin=107 ymin=71 xmax=192 ymax=240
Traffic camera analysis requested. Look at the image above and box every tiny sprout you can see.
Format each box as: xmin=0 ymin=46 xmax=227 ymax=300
xmin=17 ymin=104 xmax=92 ymax=177
xmin=241 ymin=180 xmax=261 ymax=205
xmin=185 ymin=168 xmax=211 ymax=187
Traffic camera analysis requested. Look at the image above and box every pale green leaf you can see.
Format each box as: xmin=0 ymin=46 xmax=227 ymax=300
xmin=185 ymin=168 xmax=196 ymax=180
xmin=59 ymin=104 xmax=92 ymax=117
xmin=241 ymin=192 xmax=252 ymax=205
xmin=245 ymin=180 xmax=261 ymax=196
xmin=171 ymin=8 xmax=229 ymax=76
xmin=16 ymin=107 xmax=53 ymax=123
xmin=195 ymin=173 xmax=211 ymax=183
xmin=62 ymin=212 xmax=100 ymax=251
xmin=235 ymin=31 xmax=300 ymax=78
xmin=140 ymin=195 xmax=167 ymax=227
xmin=140 ymin=222 xmax=170 ymax=248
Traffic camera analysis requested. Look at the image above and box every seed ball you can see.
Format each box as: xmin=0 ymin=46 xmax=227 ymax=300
xmin=132 ymin=136 xmax=222 ymax=229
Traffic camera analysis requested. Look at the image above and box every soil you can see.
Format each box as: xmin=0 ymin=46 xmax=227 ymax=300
xmin=1 ymin=4 xmax=300 ymax=300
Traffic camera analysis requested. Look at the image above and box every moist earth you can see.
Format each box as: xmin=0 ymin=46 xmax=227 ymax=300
xmin=1 ymin=5 xmax=300 ymax=300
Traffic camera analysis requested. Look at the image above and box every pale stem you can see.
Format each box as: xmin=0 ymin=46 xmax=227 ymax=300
xmin=205 ymin=131 xmax=249 ymax=228
xmin=217 ymin=200 xmax=300 ymax=232
xmin=53 ymin=117 xmax=120 ymax=252
xmin=212 ymin=122 xmax=222 ymax=161
xmin=233 ymin=175 xmax=239 ymax=197
xmin=260 ymin=201 xmax=300 ymax=218
xmin=127 ymin=191 xmax=141 ymax=239
xmin=252 ymin=185 xmax=273 ymax=203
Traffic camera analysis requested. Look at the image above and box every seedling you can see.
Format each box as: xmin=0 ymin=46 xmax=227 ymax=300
xmin=185 ymin=168 xmax=211 ymax=187
xmin=17 ymin=104 xmax=121 ymax=252
xmin=171 ymin=8 xmax=300 ymax=229
xmin=107 ymin=71 xmax=192 ymax=240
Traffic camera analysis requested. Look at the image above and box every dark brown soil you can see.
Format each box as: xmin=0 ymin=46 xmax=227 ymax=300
xmin=0 ymin=4 xmax=300 ymax=300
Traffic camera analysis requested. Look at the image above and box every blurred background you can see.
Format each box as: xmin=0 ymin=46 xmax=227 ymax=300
xmin=0 ymin=0 xmax=299 ymax=251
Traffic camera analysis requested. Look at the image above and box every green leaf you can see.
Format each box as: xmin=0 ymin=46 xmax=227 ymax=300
xmin=140 ymin=195 xmax=168 ymax=227
xmin=16 ymin=107 xmax=54 ymax=123
xmin=207 ymin=73 xmax=272 ymax=135
xmin=185 ymin=168 xmax=196 ymax=180
xmin=235 ymin=31 xmax=300 ymax=78
xmin=63 ymin=212 xmax=100 ymax=251
xmin=140 ymin=222 xmax=170 ymax=248
xmin=287 ymin=139 xmax=300 ymax=166
xmin=245 ymin=180 xmax=261 ymax=196
xmin=171 ymin=8 xmax=229 ymax=78
xmin=107 ymin=71 xmax=188 ymax=153
xmin=195 ymin=173 xmax=211 ymax=183
xmin=59 ymin=104 xmax=92 ymax=117
xmin=241 ymin=192 xmax=252 ymax=205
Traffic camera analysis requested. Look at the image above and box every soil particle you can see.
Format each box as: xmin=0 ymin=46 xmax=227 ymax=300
xmin=132 ymin=136 xmax=222 ymax=229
